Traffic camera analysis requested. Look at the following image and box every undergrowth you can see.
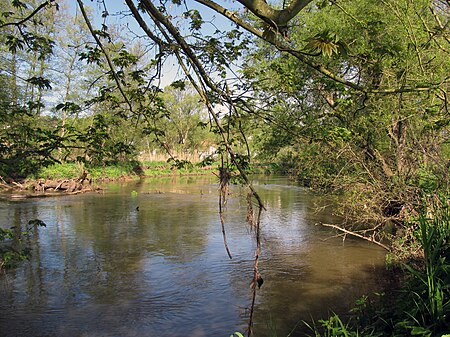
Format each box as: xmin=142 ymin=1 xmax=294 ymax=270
xmin=0 ymin=219 xmax=46 ymax=270
xmin=307 ymin=197 xmax=450 ymax=337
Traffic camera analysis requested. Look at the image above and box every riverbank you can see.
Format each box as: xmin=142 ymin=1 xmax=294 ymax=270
xmin=0 ymin=161 xmax=272 ymax=198
xmin=0 ymin=161 xmax=216 ymax=196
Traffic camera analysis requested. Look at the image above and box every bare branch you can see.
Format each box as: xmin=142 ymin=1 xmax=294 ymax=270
xmin=320 ymin=222 xmax=391 ymax=251
xmin=0 ymin=0 xmax=55 ymax=29
xmin=236 ymin=0 xmax=313 ymax=27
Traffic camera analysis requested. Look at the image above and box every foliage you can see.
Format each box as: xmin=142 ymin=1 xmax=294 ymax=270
xmin=34 ymin=162 xmax=85 ymax=180
xmin=305 ymin=313 xmax=360 ymax=337
xmin=153 ymin=83 xmax=213 ymax=156
xmin=243 ymin=0 xmax=449 ymax=226
xmin=0 ymin=219 xmax=46 ymax=270
xmin=397 ymin=199 xmax=450 ymax=336
xmin=229 ymin=333 xmax=245 ymax=337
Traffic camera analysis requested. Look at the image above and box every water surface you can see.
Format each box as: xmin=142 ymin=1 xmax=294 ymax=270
xmin=0 ymin=176 xmax=386 ymax=336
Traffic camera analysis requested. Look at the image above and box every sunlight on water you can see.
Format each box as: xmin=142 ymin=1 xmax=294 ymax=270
xmin=0 ymin=176 xmax=386 ymax=337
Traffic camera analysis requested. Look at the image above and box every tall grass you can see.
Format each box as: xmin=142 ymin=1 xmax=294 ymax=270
xmin=400 ymin=199 xmax=450 ymax=335
xmin=304 ymin=314 xmax=360 ymax=337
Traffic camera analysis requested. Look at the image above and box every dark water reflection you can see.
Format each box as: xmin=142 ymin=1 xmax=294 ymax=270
xmin=0 ymin=176 xmax=386 ymax=336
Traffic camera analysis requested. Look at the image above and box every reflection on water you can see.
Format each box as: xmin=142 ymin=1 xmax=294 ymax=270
xmin=0 ymin=176 xmax=386 ymax=336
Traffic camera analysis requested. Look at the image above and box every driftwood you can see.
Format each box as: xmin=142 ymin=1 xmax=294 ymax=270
xmin=7 ymin=190 xmax=88 ymax=200
xmin=319 ymin=222 xmax=391 ymax=251
xmin=32 ymin=178 xmax=92 ymax=193
xmin=0 ymin=172 xmax=99 ymax=200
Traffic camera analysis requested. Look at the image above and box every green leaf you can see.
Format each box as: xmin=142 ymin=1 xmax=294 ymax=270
xmin=26 ymin=76 xmax=52 ymax=90
xmin=410 ymin=326 xmax=431 ymax=335
xmin=12 ymin=0 xmax=27 ymax=9
xmin=170 ymin=80 xmax=186 ymax=90
xmin=305 ymin=30 xmax=347 ymax=57
xmin=230 ymin=333 xmax=245 ymax=337
xmin=28 ymin=219 xmax=47 ymax=228
xmin=5 ymin=35 xmax=25 ymax=53
xmin=183 ymin=10 xmax=203 ymax=30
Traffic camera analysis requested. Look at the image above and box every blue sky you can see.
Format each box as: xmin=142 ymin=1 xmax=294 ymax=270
xmin=76 ymin=0 xmax=241 ymax=87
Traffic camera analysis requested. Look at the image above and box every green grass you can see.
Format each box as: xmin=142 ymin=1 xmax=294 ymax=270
xmin=34 ymin=162 xmax=85 ymax=179
xmin=400 ymin=198 xmax=450 ymax=335
xmin=32 ymin=161 xmax=219 ymax=181
xmin=141 ymin=160 xmax=217 ymax=176
xmin=88 ymin=165 xmax=139 ymax=180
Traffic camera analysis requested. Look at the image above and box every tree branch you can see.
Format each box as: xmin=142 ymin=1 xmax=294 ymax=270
xmin=0 ymin=0 xmax=55 ymax=29
xmin=195 ymin=0 xmax=442 ymax=95
xmin=320 ymin=222 xmax=391 ymax=251
xmin=77 ymin=0 xmax=134 ymax=113
xmin=139 ymin=0 xmax=266 ymax=212
xmin=236 ymin=0 xmax=313 ymax=27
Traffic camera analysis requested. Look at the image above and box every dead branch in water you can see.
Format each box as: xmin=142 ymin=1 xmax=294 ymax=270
xmin=246 ymin=190 xmax=255 ymax=227
xmin=218 ymin=164 xmax=233 ymax=259
xmin=247 ymin=204 xmax=263 ymax=337
xmin=319 ymin=222 xmax=391 ymax=251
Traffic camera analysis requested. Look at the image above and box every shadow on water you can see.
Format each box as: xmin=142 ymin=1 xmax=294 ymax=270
xmin=0 ymin=176 xmax=388 ymax=337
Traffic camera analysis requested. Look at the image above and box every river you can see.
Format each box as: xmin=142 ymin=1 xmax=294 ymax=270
xmin=0 ymin=175 xmax=386 ymax=336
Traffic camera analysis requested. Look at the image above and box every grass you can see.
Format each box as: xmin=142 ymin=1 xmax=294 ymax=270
xmin=34 ymin=162 xmax=140 ymax=180
xmin=32 ymin=160 xmax=220 ymax=181
xmin=33 ymin=162 xmax=85 ymax=180
xmin=142 ymin=160 xmax=218 ymax=176
xmin=399 ymin=198 xmax=450 ymax=335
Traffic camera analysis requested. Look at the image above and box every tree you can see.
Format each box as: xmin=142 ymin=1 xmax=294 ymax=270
xmin=241 ymin=0 xmax=449 ymax=225
xmin=0 ymin=0 xmax=63 ymax=177
xmin=0 ymin=2 xmax=448 ymax=334
xmin=156 ymin=83 xmax=210 ymax=156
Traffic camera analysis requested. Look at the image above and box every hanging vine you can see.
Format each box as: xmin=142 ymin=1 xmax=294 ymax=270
xmin=78 ymin=1 xmax=268 ymax=334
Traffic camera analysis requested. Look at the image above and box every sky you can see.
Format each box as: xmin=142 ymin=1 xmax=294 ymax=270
xmin=76 ymin=0 xmax=242 ymax=88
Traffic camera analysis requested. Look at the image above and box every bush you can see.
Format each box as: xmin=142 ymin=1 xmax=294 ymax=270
xmin=0 ymin=219 xmax=46 ymax=270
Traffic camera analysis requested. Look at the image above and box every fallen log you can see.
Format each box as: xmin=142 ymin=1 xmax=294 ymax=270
xmin=33 ymin=179 xmax=84 ymax=192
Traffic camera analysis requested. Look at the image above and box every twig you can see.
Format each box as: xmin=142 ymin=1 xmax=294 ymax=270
xmin=248 ymin=206 xmax=263 ymax=337
xmin=319 ymin=222 xmax=391 ymax=251
xmin=0 ymin=0 xmax=55 ymax=29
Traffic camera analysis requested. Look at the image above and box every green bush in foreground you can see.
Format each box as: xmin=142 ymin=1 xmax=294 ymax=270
xmin=0 ymin=219 xmax=46 ymax=270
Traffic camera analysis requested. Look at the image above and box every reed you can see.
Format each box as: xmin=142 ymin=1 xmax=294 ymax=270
xmin=304 ymin=313 xmax=360 ymax=337
xmin=401 ymin=198 xmax=450 ymax=335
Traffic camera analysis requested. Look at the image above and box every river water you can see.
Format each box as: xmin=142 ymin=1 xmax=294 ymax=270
xmin=0 ymin=175 xmax=386 ymax=337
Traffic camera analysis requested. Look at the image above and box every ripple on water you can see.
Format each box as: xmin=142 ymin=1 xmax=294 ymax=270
xmin=0 ymin=176 xmax=387 ymax=337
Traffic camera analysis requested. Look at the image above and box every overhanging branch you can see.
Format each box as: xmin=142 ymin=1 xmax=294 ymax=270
xmin=0 ymin=0 xmax=55 ymax=29
xmin=237 ymin=0 xmax=313 ymax=27
xmin=195 ymin=0 xmax=442 ymax=95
